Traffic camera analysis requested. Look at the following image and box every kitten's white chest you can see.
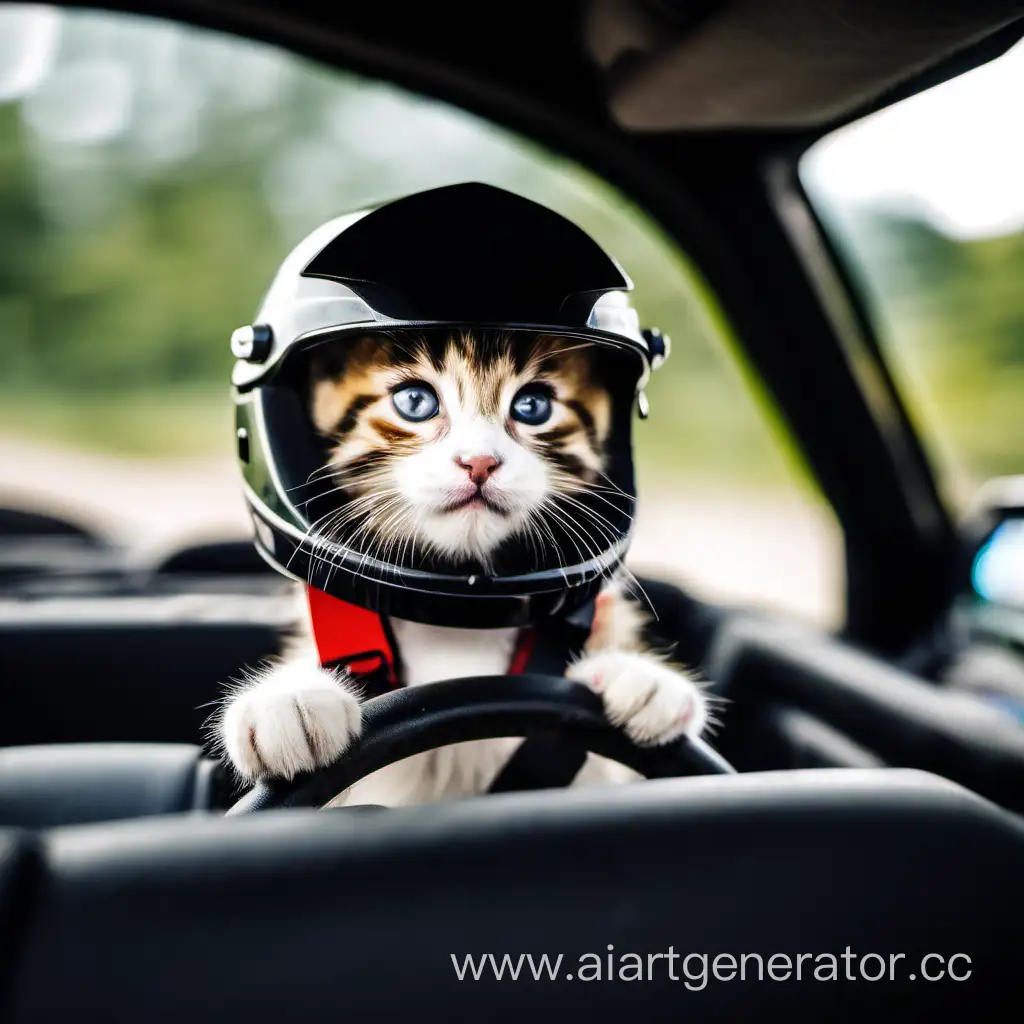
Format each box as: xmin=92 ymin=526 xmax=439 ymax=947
xmin=325 ymin=615 xmax=640 ymax=809
xmin=333 ymin=619 xmax=522 ymax=808
xmin=389 ymin=618 xmax=520 ymax=684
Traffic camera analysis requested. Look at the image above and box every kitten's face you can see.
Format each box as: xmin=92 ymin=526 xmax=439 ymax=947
xmin=306 ymin=330 xmax=613 ymax=569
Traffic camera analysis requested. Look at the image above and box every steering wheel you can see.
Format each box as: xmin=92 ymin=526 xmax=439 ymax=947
xmin=227 ymin=674 xmax=735 ymax=814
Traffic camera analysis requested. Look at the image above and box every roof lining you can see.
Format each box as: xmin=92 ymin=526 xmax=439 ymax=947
xmin=585 ymin=0 xmax=1024 ymax=130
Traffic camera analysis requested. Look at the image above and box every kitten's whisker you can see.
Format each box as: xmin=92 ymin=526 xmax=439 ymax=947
xmin=548 ymin=496 xmax=622 ymax=562
xmin=385 ymin=510 xmax=418 ymax=578
xmin=373 ymin=505 xmax=412 ymax=570
xmin=592 ymin=468 xmax=632 ymax=500
xmin=528 ymin=514 xmax=569 ymax=582
xmin=327 ymin=490 xmax=402 ymax=525
xmin=318 ymin=495 xmax=403 ymax=582
xmin=540 ymin=500 xmax=596 ymax=572
xmin=294 ymin=485 xmax=388 ymax=512
xmin=350 ymin=500 xmax=408 ymax=577
xmin=392 ymin=511 xmax=418 ymax=573
xmin=289 ymin=500 xmax=358 ymax=575
xmin=393 ymin=517 xmax=416 ymax=576
xmin=552 ymin=491 xmax=629 ymax=539
xmin=314 ymin=503 xmax=369 ymax=580
xmin=296 ymin=483 xmax=390 ymax=528
xmin=614 ymin=566 xmax=659 ymax=622
xmin=531 ymin=341 xmax=598 ymax=362
xmin=285 ymin=462 xmax=340 ymax=491
xmin=530 ymin=505 xmax=570 ymax=569
xmin=554 ymin=480 xmax=635 ymax=523
xmin=550 ymin=470 xmax=634 ymax=504
xmin=313 ymin=499 xmax=382 ymax=547
xmin=519 ymin=516 xmax=543 ymax=567
xmin=343 ymin=497 xmax=402 ymax=551
xmin=543 ymin=500 xmax=627 ymax=590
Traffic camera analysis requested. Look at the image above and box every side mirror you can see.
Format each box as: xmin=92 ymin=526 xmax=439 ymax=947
xmin=973 ymin=518 xmax=1024 ymax=610
xmin=961 ymin=476 xmax=1024 ymax=646
xmin=937 ymin=477 xmax=1024 ymax=727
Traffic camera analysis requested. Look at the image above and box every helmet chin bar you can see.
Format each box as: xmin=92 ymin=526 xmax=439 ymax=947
xmin=248 ymin=502 xmax=627 ymax=630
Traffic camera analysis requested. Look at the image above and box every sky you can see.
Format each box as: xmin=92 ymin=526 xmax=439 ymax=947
xmin=803 ymin=38 xmax=1024 ymax=242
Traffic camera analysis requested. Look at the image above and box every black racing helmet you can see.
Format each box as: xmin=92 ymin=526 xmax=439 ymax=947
xmin=231 ymin=182 xmax=670 ymax=629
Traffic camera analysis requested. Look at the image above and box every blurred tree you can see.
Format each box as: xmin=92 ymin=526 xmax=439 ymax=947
xmin=825 ymin=205 xmax=1024 ymax=496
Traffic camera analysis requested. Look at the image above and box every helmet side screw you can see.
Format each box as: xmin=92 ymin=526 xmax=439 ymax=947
xmin=231 ymin=323 xmax=274 ymax=363
xmin=642 ymin=327 xmax=670 ymax=370
xmin=236 ymin=427 xmax=250 ymax=463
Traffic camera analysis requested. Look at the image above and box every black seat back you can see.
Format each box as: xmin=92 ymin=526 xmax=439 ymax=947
xmin=0 ymin=576 xmax=717 ymax=750
xmin=0 ymin=587 xmax=288 ymax=748
xmin=6 ymin=770 xmax=1024 ymax=1022
xmin=0 ymin=829 xmax=39 ymax=1017
xmin=0 ymin=744 xmax=230 ymax=828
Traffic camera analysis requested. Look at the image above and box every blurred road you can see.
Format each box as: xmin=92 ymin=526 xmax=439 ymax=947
xmin=0 ymin=438 xmax=842 ymax=627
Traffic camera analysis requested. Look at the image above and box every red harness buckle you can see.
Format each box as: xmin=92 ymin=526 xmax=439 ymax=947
xmin=307 ymin=586 xmax=398 ymax=684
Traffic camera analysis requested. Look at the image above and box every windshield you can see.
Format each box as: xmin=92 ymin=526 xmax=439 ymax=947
xmin=801 ymin=40 xmax=1024 ymax=511
xmin=0 ymin=3 xmax=841 ymax=626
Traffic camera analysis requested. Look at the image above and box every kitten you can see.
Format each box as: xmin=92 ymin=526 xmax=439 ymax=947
xmin=215 ymin=330 xmax=709 ymax=806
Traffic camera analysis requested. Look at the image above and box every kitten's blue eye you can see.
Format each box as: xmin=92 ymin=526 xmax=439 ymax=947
xmin=392 ymin=383 xmax=439 ymax=422
xmin=511 ymin=387 xmax=553 ymax=426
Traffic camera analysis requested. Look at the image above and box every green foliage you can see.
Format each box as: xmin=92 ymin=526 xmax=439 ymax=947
xmin=824 ymin=206 xmax=1024 ymax=500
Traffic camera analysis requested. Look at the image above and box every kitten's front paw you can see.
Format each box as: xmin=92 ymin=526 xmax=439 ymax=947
xmin=566 ymin=650 xmax=707 ymax=746
xmin=220 ymin=663 xmax=362 ymax=782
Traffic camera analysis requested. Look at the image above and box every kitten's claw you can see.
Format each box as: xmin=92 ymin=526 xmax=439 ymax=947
xmin=566 ymin=650 xmax=707 ymax=746
xmin=221 ymin=663 xmax=362 ymax=782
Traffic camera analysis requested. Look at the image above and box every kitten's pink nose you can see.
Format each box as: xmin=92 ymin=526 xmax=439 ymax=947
xmin=456 ymin=454 xmax=501 ymax=485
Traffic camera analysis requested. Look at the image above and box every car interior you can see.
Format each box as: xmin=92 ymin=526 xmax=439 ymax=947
xmin=1 ymin=1 xmax=1024 ymax=1020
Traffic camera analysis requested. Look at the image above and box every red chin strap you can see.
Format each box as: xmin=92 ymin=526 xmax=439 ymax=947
xmin=306 ymin=585 xmax=536 ymax=688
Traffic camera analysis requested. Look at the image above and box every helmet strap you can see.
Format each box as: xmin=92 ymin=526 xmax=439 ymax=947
xmin=306 ymin=584 xmax=401 ymax=693
xmin=305 ymin=584 xmax=550 ymax=696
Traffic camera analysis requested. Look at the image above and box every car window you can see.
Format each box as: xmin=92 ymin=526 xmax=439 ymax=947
xmin=801 ymin=40 xmax=1024 ymax=513
xmin=0 ymin=3 xmax=841 ymax=627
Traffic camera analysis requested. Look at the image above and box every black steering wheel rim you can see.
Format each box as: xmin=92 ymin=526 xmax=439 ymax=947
xmin=227 ymin=674 xmax=735 ymax=814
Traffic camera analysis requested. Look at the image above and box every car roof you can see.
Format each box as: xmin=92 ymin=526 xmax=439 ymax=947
xmin=91 ymin=0 xmax=1024 ymax=136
